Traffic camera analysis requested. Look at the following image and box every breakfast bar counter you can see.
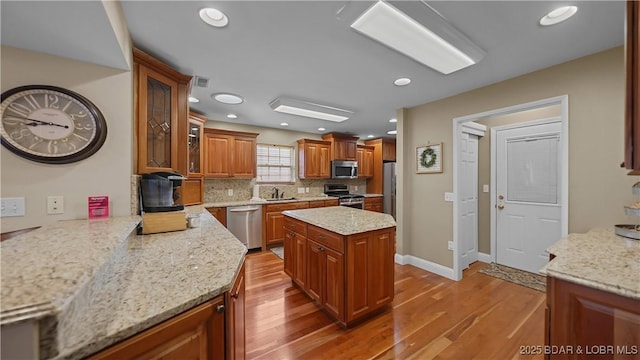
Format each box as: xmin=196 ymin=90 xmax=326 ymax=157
xmin=0 ymin=208 xmax=246 ymax=359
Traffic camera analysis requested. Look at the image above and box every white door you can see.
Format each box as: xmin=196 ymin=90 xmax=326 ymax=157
xmin=495 ymin=121 xmax=562 ymax=274
xmin=459 ymin=132 xmax=479 ymax=269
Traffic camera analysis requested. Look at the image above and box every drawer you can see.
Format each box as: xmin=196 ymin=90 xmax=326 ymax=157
xmin=308 ymin=200 xmax=325 ymax=208
xmin=324 ymin=199 xmax=339 ymax=206
xmin=308 ymin=225 xmax=343 ymax=253
xmin=284 ymin=217 xmax=307 ymax=236
xmin=365 ymin=197 xmax=382 ymax=205
xmin=265 ymin=201 xmax=310 ymax=213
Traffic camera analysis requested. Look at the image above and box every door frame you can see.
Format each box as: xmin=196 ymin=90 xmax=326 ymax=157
xmin=452 ymin=95 xmax=569 ymax=280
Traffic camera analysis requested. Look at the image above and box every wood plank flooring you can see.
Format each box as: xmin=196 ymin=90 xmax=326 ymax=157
xmin=245 ymin=252 xmax=545 ymax=359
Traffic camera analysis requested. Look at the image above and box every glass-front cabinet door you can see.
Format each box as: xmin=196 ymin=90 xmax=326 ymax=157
xmin=188 ymin=113 xmax=206 ymax=177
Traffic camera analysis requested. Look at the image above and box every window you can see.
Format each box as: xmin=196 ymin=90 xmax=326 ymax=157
xmin=256 ymin=144 xmax=295 ymax=183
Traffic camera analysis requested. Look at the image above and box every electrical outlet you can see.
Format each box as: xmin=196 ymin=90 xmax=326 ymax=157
xmin=483 ymin=184 xmax=489 ymax=193
xmin=47 ymin=196 xmax=64 ymax=215
xmin=354 ymin=185 xmax=358 ymax=191
xmin=444 ymin=192 xmax=455 ymax=202
xmin=1 ymin=197 xmax=25 ymax=217
xmin=298 ymin=187 xmax=305 ymax=194
xmin=305 ymin=187 xmax=309 ymax=193
xmin=227 ymin=189 xmax=233 ymax=196
xmin=448 ymin=241 xmax=454 ymax=250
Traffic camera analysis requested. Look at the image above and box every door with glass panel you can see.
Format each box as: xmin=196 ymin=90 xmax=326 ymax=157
xmin=495 ymin=120 xmax=562 ymax=273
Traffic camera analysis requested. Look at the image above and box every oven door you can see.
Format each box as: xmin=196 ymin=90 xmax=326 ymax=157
xmin=339 ymin=198 xmax=364 ymax=210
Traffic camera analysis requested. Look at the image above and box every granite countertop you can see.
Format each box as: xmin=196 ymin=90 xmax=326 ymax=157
xmin=283 ymin=206 xmax=396 ymax=235
xmin=203 ymin=195 xmax=338 ymax=208
xmin=540 ymin=228 xmax=640 ymax=300
xmin=0 ymin=208 xmax=247 ymax=359
xmin=363 ymin=193 xmax=384 ymax=197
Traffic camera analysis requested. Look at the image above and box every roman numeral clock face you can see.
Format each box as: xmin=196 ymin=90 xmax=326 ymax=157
xmin=1 ymin=85 xmax=107 ymax=164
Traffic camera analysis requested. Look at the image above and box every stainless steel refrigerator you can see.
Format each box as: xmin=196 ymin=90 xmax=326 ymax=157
xmin=383 ymin=162 xmax=396 ymax=219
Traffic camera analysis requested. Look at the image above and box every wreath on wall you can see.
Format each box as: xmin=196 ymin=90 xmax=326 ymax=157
xmin=420 ymin=147 xmax=437 ymax=168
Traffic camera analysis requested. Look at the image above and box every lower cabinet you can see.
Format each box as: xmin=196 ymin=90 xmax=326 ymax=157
xmin=90 ymin=297 xmax=226 ymax=360
xmin=207 ymin=207 xmax=227 ymax=227
xmin=364 ymin=197 xmax=383 ymax=212
xmin=90 ymin=261 xmax=246 ymax=360
xmin=546 ymin=277 xmax=640 ymax=359
xmin=263 ymin=202 xmax=309 ymax=249
xmin=284 ymin=216 xmax=395 ymax=327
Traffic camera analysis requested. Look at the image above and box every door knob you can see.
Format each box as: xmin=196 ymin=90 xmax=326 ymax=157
xmin=497 ymin=204 xmax=505 ymax=210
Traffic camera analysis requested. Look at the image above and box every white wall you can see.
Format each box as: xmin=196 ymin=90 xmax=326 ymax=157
xmin=1 ymin=46 xmax=133 ymax=232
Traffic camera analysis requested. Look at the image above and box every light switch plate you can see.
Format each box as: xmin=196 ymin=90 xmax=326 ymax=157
xmin=483 ymin=184 xmax=489 ymax=193
xmin=297 ymin=187 xmax=305 ymax=194
xmin=1 ymin=197 xmax=25 ymax=217
xmin=227 ymin=189 xmax=233 ymax=196
xmin=305 ymin=187 xmax=309 ymax=193
xmin=448 ymin=241 xmax=454 ymax=250
xmin=444 ymin=192 xmax=455 ymax=202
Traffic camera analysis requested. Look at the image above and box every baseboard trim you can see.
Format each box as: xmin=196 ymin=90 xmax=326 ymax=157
xmin=395 ymin=254 xmax=456 ymax=280
xmin=477 ymin=252 xmax=492 ymax=263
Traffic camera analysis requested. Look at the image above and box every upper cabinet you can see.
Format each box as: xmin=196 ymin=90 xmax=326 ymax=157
xmin=626 ymin=1 xmax=640 ymax=173
xmin=133 ymin=48 xmax=192 ymax=175
xmin=187 ymin=112 xmax=206 ymax=178
xmin=322 ymin=133 xmax=358 ymax=161
xmin=356 ymin=145 xmax=374 ymax=178
xmin=298 ymin=139 xmax=331 ymax=179
xmin=364 ymin=138 xmax=397 ymax=194
xmin=204 ymin=128 xmax=258 ymax=178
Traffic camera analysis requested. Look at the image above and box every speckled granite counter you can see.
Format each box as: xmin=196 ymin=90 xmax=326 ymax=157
xmin=283 ymin=206 xmax=396 ymax=235
xmin=363 ymin=193 xmax=383 ymax=198
xmin=0 ymin=209 xmax=246 ymax=359
xmin=540 ymin=228 xmax=640 ymax=300
xmin=203 ymin=195 xmax=338 ymax=208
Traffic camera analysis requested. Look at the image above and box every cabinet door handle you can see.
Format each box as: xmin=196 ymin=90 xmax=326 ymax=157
xmin=317 ymin=235 xmax=326 ymax=240
xmin=231 ymin=290 xmax=240 ymax=299
xmin=318 ymin=246 xmax=324 ymax=251
xmin=216 ymin=304 xmax=225 ymax=313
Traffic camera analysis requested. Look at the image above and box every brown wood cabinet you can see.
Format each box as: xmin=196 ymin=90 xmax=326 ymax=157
xmin=90 ymin=296 xmax=226 ymax=360
xmin=356 ymin=145 xmax=374 ymax=178
xmin=364 ymin=197 xmax=383 ymax=212
xmin=308 ymin=199 xmax=339 ymax=208
xmin=204 ymin=129 xmax=258 ymax=178
xmin=226 ymin=259 xmax=245 ymax=360
xmin=626 ymin=1 xmax=640 ymax=173
xmin=283 ymin=215 xmax=395 ymax=327
xmin=263 ymin=202 xmax=309 ymax=249
xmin=546 ymin=277 xmax=640 ymax=359
xmin=297 ymin=139 xmax=331 ymax=179
xmin=364 ymin=138 xmax=396 ymax=194
xmin=133 ymin=48 xmax=192 ymax=176
xmin=181 ymin=113 xmax=207 ymax=205
xmin=322 ymin=133 xmax=358 ymax=161
xmin=207 ymin=207 xmax=227 ymax=227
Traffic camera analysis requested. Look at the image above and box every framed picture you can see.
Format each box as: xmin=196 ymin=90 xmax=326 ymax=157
xmin=416 ymin=143 xmax=443 ymax=173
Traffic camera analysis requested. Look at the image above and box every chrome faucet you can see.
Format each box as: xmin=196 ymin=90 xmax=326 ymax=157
xmin=271 ymin=187 xmax=279 ymax=199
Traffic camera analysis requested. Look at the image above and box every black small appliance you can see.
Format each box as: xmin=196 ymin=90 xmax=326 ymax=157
xmin=139 ymin=172 xmax=185 ymax=213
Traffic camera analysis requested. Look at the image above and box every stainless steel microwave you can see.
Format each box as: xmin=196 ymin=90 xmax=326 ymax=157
xmin=331 ymin=160 xmax=358 ymax=179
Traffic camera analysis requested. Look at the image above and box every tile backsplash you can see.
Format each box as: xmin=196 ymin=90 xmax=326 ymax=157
xmin=204 ymin=178 xmax=367 ymax=203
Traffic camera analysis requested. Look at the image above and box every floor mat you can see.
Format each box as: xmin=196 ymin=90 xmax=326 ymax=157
xmin=270 ymin=246 xmax=284 ymax=260
xmin=479 ymin=263 xmax=546 ymax=292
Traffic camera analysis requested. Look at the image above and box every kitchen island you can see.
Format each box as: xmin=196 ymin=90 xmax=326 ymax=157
xmin=282 ymin=206 xmax=396 ymax=327
xmin=540 ymin=228 xmax=640 ymax=356
xmin=0 ymin=208 xmax=246 ymax=359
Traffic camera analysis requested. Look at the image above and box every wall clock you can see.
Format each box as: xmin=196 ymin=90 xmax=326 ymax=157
xmin=0 ymin=85 xmax=107 ymax=164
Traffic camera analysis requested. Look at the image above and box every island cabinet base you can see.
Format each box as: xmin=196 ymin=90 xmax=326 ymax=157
xmin=545 ymin=277 xmax=640 ymax=359
xmin=283 ymin=216 xmax=395 ymax=327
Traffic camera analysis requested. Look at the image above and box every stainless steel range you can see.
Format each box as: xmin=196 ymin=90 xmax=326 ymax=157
xmin=324 ymin=184 xmax=365 ymax=210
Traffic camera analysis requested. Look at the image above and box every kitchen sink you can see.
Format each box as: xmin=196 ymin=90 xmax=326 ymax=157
xmin=266 ymin=197 xmax=297 ymax=201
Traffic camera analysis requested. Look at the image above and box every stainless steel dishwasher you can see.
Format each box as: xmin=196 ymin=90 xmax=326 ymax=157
xmin=226 ymin=205 xmax=262 ymax=250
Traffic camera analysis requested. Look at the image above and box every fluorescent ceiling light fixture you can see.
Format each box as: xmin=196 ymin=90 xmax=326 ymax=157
xmin=280 ymin=122 xmax=289 ymax=126
xmin=540 ymin=6 xmax=578 ymax=26
xmin=199 ymin=8 xmax=229 ymax=28
xmin=212 ymin=93 xmax=244 ymax=105
xmin=389 ymin=118 xmax=397 ymax=123
xmin=188 ymin=96 xmax=200 ymax=103
xmin=227 ymin=113 xmax=238 ymax=119
xmin=351 ymin=1 xmax=485 ymax=74
xmin=387 ymin=130 xmax=397 ymax=135
xmin=318 ymin=127 xmax=326 ymax=131
xmin=394 ymin=78 xmax=411 ymax=86
xmin=269 ymin=97 xmax=353 ymax=122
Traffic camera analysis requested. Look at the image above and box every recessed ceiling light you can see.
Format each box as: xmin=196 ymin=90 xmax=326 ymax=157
xmin=394 ymin=78 xmax=411 ymax=86
xmin=188 ymin=96 xmax=200 ymax=103
xmin=367 ymin=135 xmax=375 ymax=138
xmin=387 ymin=130 xmax=397 ymax=135
xmin=539 ymin=6 xmax=578 ymax=26
xmin=199 ymin=8 xmax=229 ymax=28
xmin=280 ymin=122 xmax=289 ymax=126
xmin=212 ymin=93 xmax=244 ymax=105
xmin=389 ymin=118 xmax=397 ymax=123
xmin=318 ymin=127 xmax=326 ymax=131
xmin=227 ymin=113 xmax=238 ymax=119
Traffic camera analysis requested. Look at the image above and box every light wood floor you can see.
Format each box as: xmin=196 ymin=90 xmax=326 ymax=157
xmin=245 ymin=252 xmax=545 ymax=360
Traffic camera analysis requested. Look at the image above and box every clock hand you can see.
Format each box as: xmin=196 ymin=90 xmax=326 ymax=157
xmin=25 ymin=118 xmax=69 ymax=129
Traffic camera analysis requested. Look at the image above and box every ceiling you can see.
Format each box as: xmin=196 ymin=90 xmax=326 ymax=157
xmin=1 ymin=1 xmax=626 ymax=139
